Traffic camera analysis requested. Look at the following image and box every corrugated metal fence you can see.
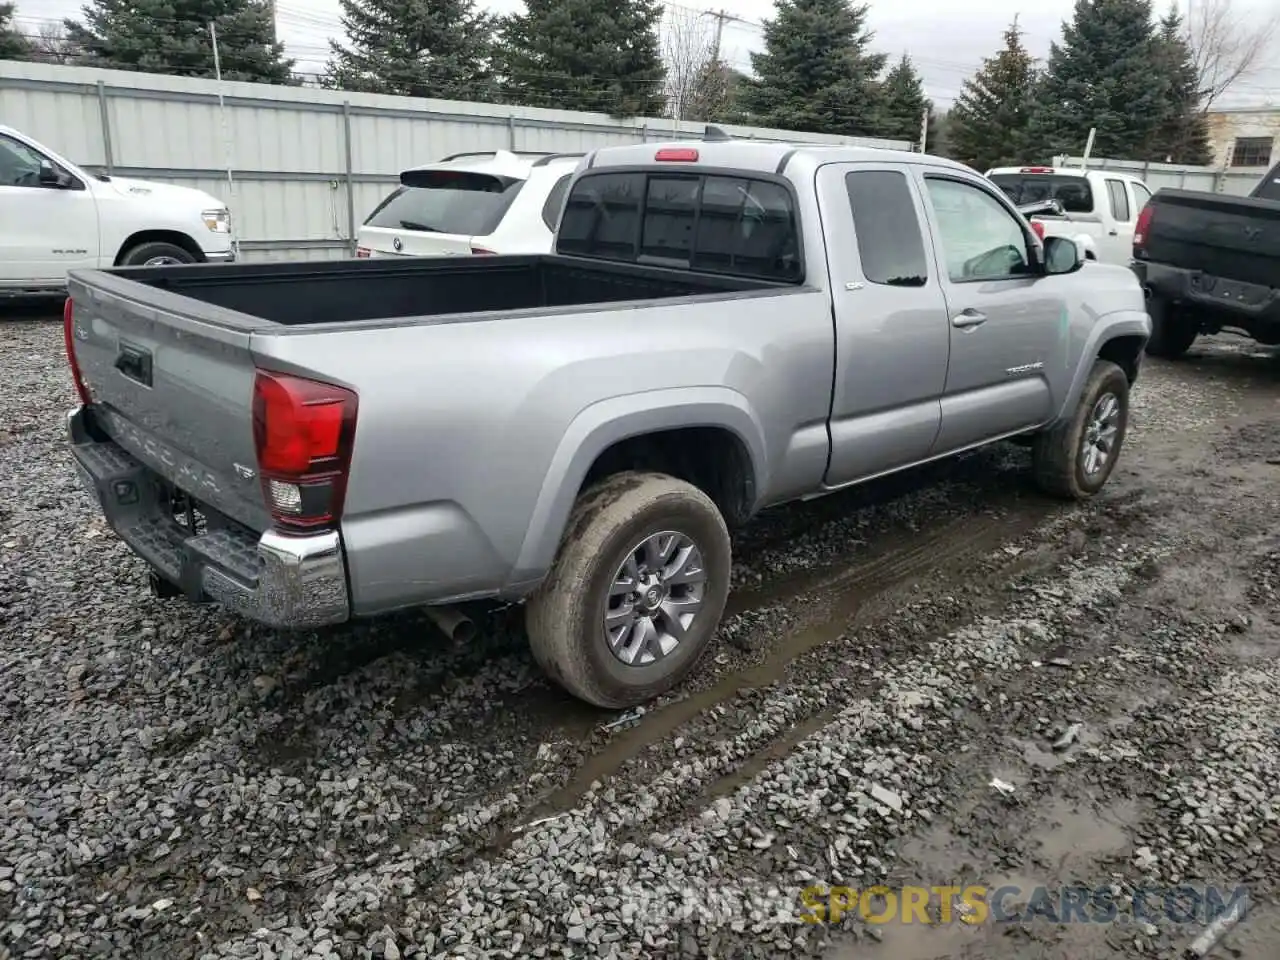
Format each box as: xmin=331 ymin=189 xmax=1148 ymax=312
xmin=0 ymin=60 xmax=912 ymax=262
xmin=1057 ymin=155 xmax=1262 ymax=196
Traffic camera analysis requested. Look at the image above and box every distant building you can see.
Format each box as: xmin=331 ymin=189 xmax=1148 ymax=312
xmin=1206 ymin=107 xmax=1279 ymax=171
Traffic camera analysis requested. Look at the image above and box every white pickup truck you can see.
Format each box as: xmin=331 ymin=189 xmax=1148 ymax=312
xmin=0 ymin=125 xmax=235 ymax=297
xmin=987 ymin=165 xmax=1154 ymax=265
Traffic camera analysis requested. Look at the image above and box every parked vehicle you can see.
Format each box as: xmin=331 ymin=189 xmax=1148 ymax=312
xmin=65 ymin=138 xmax=1150 ymax=709
xmin=1016 ymin=197 xmax=1099 ymax=261
xmin=987 ymin=165 xmax=1153 ymax=265
xmin=0 ymin=125 xmax=233 ymax=297
xmin=1130 ymin=161 xmax=1280 ymax=358
xmin=355 ymin=150 xmax=583 ymax=259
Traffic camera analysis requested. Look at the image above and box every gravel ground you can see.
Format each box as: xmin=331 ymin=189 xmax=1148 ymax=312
xmin=2 ymin=307 xmax=1278 ymax=960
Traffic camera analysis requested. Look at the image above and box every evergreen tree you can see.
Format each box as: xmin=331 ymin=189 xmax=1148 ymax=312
xmin=497 ymin=0 xmax=665 ymax=117
xmin=1146 ymin=6 xmax=1211 ymax=163
xmin=0 ymin=2 xmax=31 ymax=59
xmin=740 ymin=0 xmax=888 ymax=138
xmin=1024 ymin=0 xmax=1169 ymax=162
xmin=947 ymin=19 xmax=1039 ymax=171
xmin=328 ymin=0 xmax=496 ymax=100
xmin=877 ymin=54 xmax=929 ymax=145
xmin=64 ymin=0 xmax=292 ymax=83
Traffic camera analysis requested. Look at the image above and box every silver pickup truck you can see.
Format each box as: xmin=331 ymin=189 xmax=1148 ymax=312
xmin=64 ymin=138 xmax=1151 ymax=708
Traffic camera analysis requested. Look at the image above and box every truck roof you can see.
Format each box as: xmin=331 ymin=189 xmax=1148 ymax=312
xmin=986 ymin=165 xmax=1147 ymax=183
xmin=584 ymin=139 xmax=973 ymax=177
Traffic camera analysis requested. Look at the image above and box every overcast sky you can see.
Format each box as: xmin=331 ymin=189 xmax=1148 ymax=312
xmin=10 ymin=0 xmax=1279 ymax=108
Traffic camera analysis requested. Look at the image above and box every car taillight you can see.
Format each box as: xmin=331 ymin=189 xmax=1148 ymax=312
xmin=252 ymin=370 xmax=358 ymax=533
xmin=355 ymin=246 xmax=371 ymax=258
xmin=470 ymin=245 xmax=495 ymax=255
xmin=1133 ymin=205 xmax=1155 ymax=255
xmin=1020 ymin=166 xmax=1053 ymax=173
xmin=63 ymin=297 xmax=91 ymax=406
xmin=1030 ymin=220 xmax=1046 ymax=240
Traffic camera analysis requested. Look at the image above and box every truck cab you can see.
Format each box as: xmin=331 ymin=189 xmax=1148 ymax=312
xmin=986 ymin=165 xmax=1153 ymax=265
xmin=0 ymin=124 xmax=235 ymax=297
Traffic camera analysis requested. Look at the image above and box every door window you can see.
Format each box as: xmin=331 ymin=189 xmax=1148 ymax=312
xmin=0 ymin=136 xmax=48 ymax=188
xmin=924 ymin=177 xmax=1033 ymax=282
xmin=844 ymin=170 xmax=928 ymax=286
xmin=540 ymin=173 xmax=571 ymax=230
xmin=1106 ymin=179 xmax=1131 ymax=222
xmin=1130 ymin=181 xmax=1152 ymax=212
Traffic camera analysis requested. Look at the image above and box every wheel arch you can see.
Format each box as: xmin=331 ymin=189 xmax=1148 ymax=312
xmin=114 ymin=230 xmax=206 ymax=265
xmin=506 ymin=388 xmax=768 ymax=592
xmin=1054 ymin=312 xmax=1151 ymax=423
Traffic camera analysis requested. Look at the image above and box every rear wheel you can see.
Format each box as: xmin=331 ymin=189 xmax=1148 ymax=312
xmin=1144 ymin=296 xmax=1198 ymax=359
xmin=1032 ymin=359 xmax=1130 ymax=500
xmin=525 ymin=471 xmax=731 ymax=708
xmin=120 ymin=241 xmax=197 ymax=267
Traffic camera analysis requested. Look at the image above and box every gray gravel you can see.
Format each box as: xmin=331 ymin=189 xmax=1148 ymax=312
xmin=2 ymin=313 xmax=1278 ymax=960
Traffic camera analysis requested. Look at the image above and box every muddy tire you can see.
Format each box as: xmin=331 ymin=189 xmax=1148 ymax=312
xmin=1144 ymin=296 xmax=1197 ymax=359
xmin=120 ymin=241 xmax=196 ymax=267
xmin=1032 ymin=359 xmax=1129 ymax=500
xmin=525 ymin=471 xmax=731 ymax=709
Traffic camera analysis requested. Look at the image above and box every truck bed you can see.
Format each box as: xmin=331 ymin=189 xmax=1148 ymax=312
xmin=100 ymin=254 xmax=777 ymax=328
xmin=1141 ymin=189 xmax=1280 ymax=289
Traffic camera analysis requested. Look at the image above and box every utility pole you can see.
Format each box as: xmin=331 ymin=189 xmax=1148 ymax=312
xmin=265 ymin=0 xmax=277 ymax=45
xmin=919 ymin=107 xmax=929 ymax=153
xmin=711 ymin=9 xmax=727 ymax=61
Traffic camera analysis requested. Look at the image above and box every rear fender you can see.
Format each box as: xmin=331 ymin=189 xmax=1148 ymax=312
xmin=1054 ymin=310 xmax=1151 ymax=421
xmin=505 ymin=387 xmax=768 ymax=592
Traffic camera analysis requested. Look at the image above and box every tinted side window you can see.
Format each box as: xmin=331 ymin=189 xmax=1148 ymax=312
xmin=557 ymin=172 xmax=645 ymax=260
xmin=1106 ymin=179 xmax=1131 ymax=222
xmin=692 ymin=177 xmax=801 ymax=281
xmin=1254 ymin=164 xmax=1280 ymax=201
xmin=925 ymin=177 xmax=1032 ymax=282
xmin=989 ymin=174 xmax=1093 ymax=213
xmin=844 ymin=170 xmax=928 ymax=286
xmin=540 ymin=174 xmax=571 ymax=230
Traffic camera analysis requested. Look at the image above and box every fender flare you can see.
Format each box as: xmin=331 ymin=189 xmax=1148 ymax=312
xmin=506 ymin=386 xmax=769 ymax=589
xmin=1054 ymin=310 xmax=1152 ymax=422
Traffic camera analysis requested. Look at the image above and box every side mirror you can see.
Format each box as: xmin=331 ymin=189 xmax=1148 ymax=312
xmin=1043 ymin=235 xmax=1083 ymax=275
xmin=38 ymin=161 xmax=66 ymax=188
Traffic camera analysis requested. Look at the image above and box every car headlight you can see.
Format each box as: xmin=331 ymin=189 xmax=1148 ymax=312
xmin=202 ymin=208 xmax=231 ymax=234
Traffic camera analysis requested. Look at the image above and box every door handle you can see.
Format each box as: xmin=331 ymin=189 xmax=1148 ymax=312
xmin=1108 ymin=229 xmax=1118 ymax=236
xmin=951 ymin=309 xmax=987 ymax=329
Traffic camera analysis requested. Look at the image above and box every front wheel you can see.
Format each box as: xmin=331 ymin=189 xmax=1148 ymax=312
xmin=1032 ymin=360 xmax=1130 ymax=500
xmin=120 ymin=241 xmax=197 ymax=267
xmin=525 ymin=471 xmax=731 ymax=708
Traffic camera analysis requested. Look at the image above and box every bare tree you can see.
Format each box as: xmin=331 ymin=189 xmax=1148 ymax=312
xmin=31 ymin=21 xmax=79 ymax=63
xmin=661 ymin=5 xmax=732 ymax=122
xmin=1186 ymin=0 xmax=1280 ymax=110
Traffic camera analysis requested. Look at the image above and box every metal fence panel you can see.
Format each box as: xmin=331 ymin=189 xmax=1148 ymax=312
xmin=0 ymin=60 xmax=913 ymax=261
xmin=1057 ymin=155 xmax=1262 ymax=196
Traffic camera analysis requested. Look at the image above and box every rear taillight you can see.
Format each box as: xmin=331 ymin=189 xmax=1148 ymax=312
xmin=63 ymin=297 xmax=91 ymax=406
xmin=470 ymin=245 xmax=495 ymax=255
xmin=355 ymin=246 xmax=371 ymax=258
xmin=1030 ymin=220 xmax=1046 ymax=240
xmin=252 ymin=370 xmax=358 ymax=533
xmin=1133 ymin=205 xmax=1154 ymax=255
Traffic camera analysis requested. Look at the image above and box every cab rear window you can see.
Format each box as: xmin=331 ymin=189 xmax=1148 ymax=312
xmin=989 ymin=174 xmax=1094 ymax=213
xmin=556 ymin=170 xmax=803 ymax=282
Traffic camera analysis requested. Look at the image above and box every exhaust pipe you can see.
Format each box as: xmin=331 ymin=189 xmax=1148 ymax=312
xmin=425 ymin=605 xmax=477 ymax=644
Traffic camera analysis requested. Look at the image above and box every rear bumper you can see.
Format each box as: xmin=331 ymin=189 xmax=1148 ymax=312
xmin=1132 ymin=259 xmax=1280 ymax=327
xmin=67 ymin=405 xmax=349 ymax=630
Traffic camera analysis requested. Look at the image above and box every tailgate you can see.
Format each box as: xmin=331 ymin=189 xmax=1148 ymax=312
xmin=67 ymin=270 xmax=272 ymax=532
xmin=1145 ymin=190 xmax=1280 ymax=288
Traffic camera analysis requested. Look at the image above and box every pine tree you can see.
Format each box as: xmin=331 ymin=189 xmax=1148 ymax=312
xmin=0 ymin=2 xmax=32 ymax=58
xmin=740 ymin=0 xmax=888 ymax=137
xmin=497 ymin=0 xmax=665 ymax=117
xmin=1024 ymin=0 xmax=1169 ymax=162
xmin=1146 ymin=6 xmax=1211 ymax=163
xmin=877 ymin=54 xmax=929 ymax=145
xmin=64 ymin=0 xmax=293 ymax=83
xmin=328 ymin=0 xmax=496 ymax=100
xmin=947 ymin=19 xmax=1039 ymax=171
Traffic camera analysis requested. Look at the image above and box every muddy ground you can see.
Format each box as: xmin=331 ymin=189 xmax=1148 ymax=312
xmin=1 ymin=308 xmax=1278 ymax=960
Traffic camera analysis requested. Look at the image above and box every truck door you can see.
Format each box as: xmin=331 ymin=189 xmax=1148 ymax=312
xmin=914 ymin=170 xmax=1060 ymax=454
xmin=1102 ymin=177 xmax=1136 ymax=263
xmin=0 ymin=132 xmax=99 ymax=287
xmin=816 ymin=162 xmax=949 ymax=487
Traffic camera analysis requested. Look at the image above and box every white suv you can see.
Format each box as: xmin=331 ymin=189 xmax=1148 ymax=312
xmin=356 ymin=150 xmax=582 ymax=259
